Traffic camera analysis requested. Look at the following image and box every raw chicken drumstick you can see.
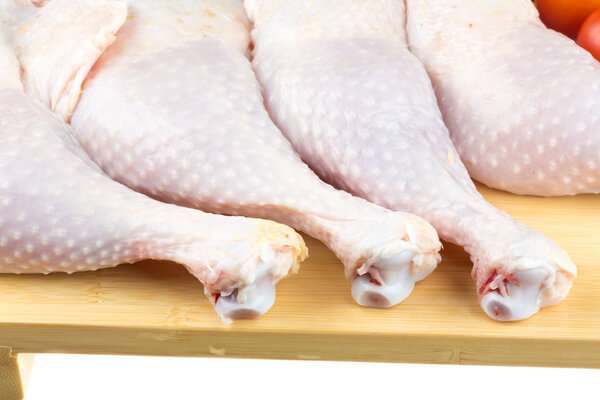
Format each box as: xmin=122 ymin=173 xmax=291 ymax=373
xmin=246 ymin=0 xmax=577 ymax=321
xmin=405 ymin=0 xmax=600 ymax=196
xmin=8 ymin=0 xmax=442 ymax=307
xmin=0 ymin=30 xmax=307 ymax=324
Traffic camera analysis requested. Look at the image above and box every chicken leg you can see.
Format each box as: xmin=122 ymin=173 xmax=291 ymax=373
xmin=246 ymin=0 xmax=577 ymax=320
xmin=405 ymin=0 xmax=600 ymax=196
xmin=8 ymin=0 xmax=443 ymax=308
xmin=0 ymin=29 xmax=307 ymax=324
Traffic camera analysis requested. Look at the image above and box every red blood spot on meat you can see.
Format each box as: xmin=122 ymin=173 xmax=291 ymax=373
xmin=479 ymin=270 xmax=499 ymax=296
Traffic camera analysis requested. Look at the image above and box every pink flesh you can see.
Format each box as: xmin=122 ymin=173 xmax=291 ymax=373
xmin=246 ymin=0 xmax=576 ymax=319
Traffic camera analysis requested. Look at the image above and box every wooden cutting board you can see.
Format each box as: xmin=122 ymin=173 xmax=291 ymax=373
xmin=0 ymin=185 xmax=598 ymax=368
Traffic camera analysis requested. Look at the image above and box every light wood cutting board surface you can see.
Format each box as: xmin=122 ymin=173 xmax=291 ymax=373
xmin=0 ymin=185 xmax=598 ymax=367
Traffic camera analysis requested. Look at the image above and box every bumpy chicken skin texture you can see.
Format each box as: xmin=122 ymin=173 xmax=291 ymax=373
xmin=0 ymin=29 xmax=306 ymax=324
xmin=11 ymin=0 xmax=442 ymax=308
xmin=405 ymin=0 xmax=600 ymax=196
xmin=246 ymin=0 xmax=576 ymax=321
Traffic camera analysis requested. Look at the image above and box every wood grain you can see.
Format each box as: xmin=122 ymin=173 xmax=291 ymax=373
xmin=0 ymin=185 xmax=598 ymax=367
xmin=0 ymin=347 xmax=34 ymax=400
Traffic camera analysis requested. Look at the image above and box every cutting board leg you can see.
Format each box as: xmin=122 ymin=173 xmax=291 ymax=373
xmin=0 ymin=347 xmax=35 ymax=400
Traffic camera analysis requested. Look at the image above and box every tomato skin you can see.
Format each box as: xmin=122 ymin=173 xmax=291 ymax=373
xmin=537 ymin=0 xmax=600 ymax=39
xmin=577 ymin=9 xmax=600 ymax=62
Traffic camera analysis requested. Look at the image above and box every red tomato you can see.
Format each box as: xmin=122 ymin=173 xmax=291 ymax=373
xmin=577 ymin=9 xmax=600 ymax=61
xmin=537 ymin=0 xmax=600 ymax=39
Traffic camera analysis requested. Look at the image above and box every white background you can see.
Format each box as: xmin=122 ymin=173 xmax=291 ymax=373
xmin=25 ymin=354 xmax=598 ymax=399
